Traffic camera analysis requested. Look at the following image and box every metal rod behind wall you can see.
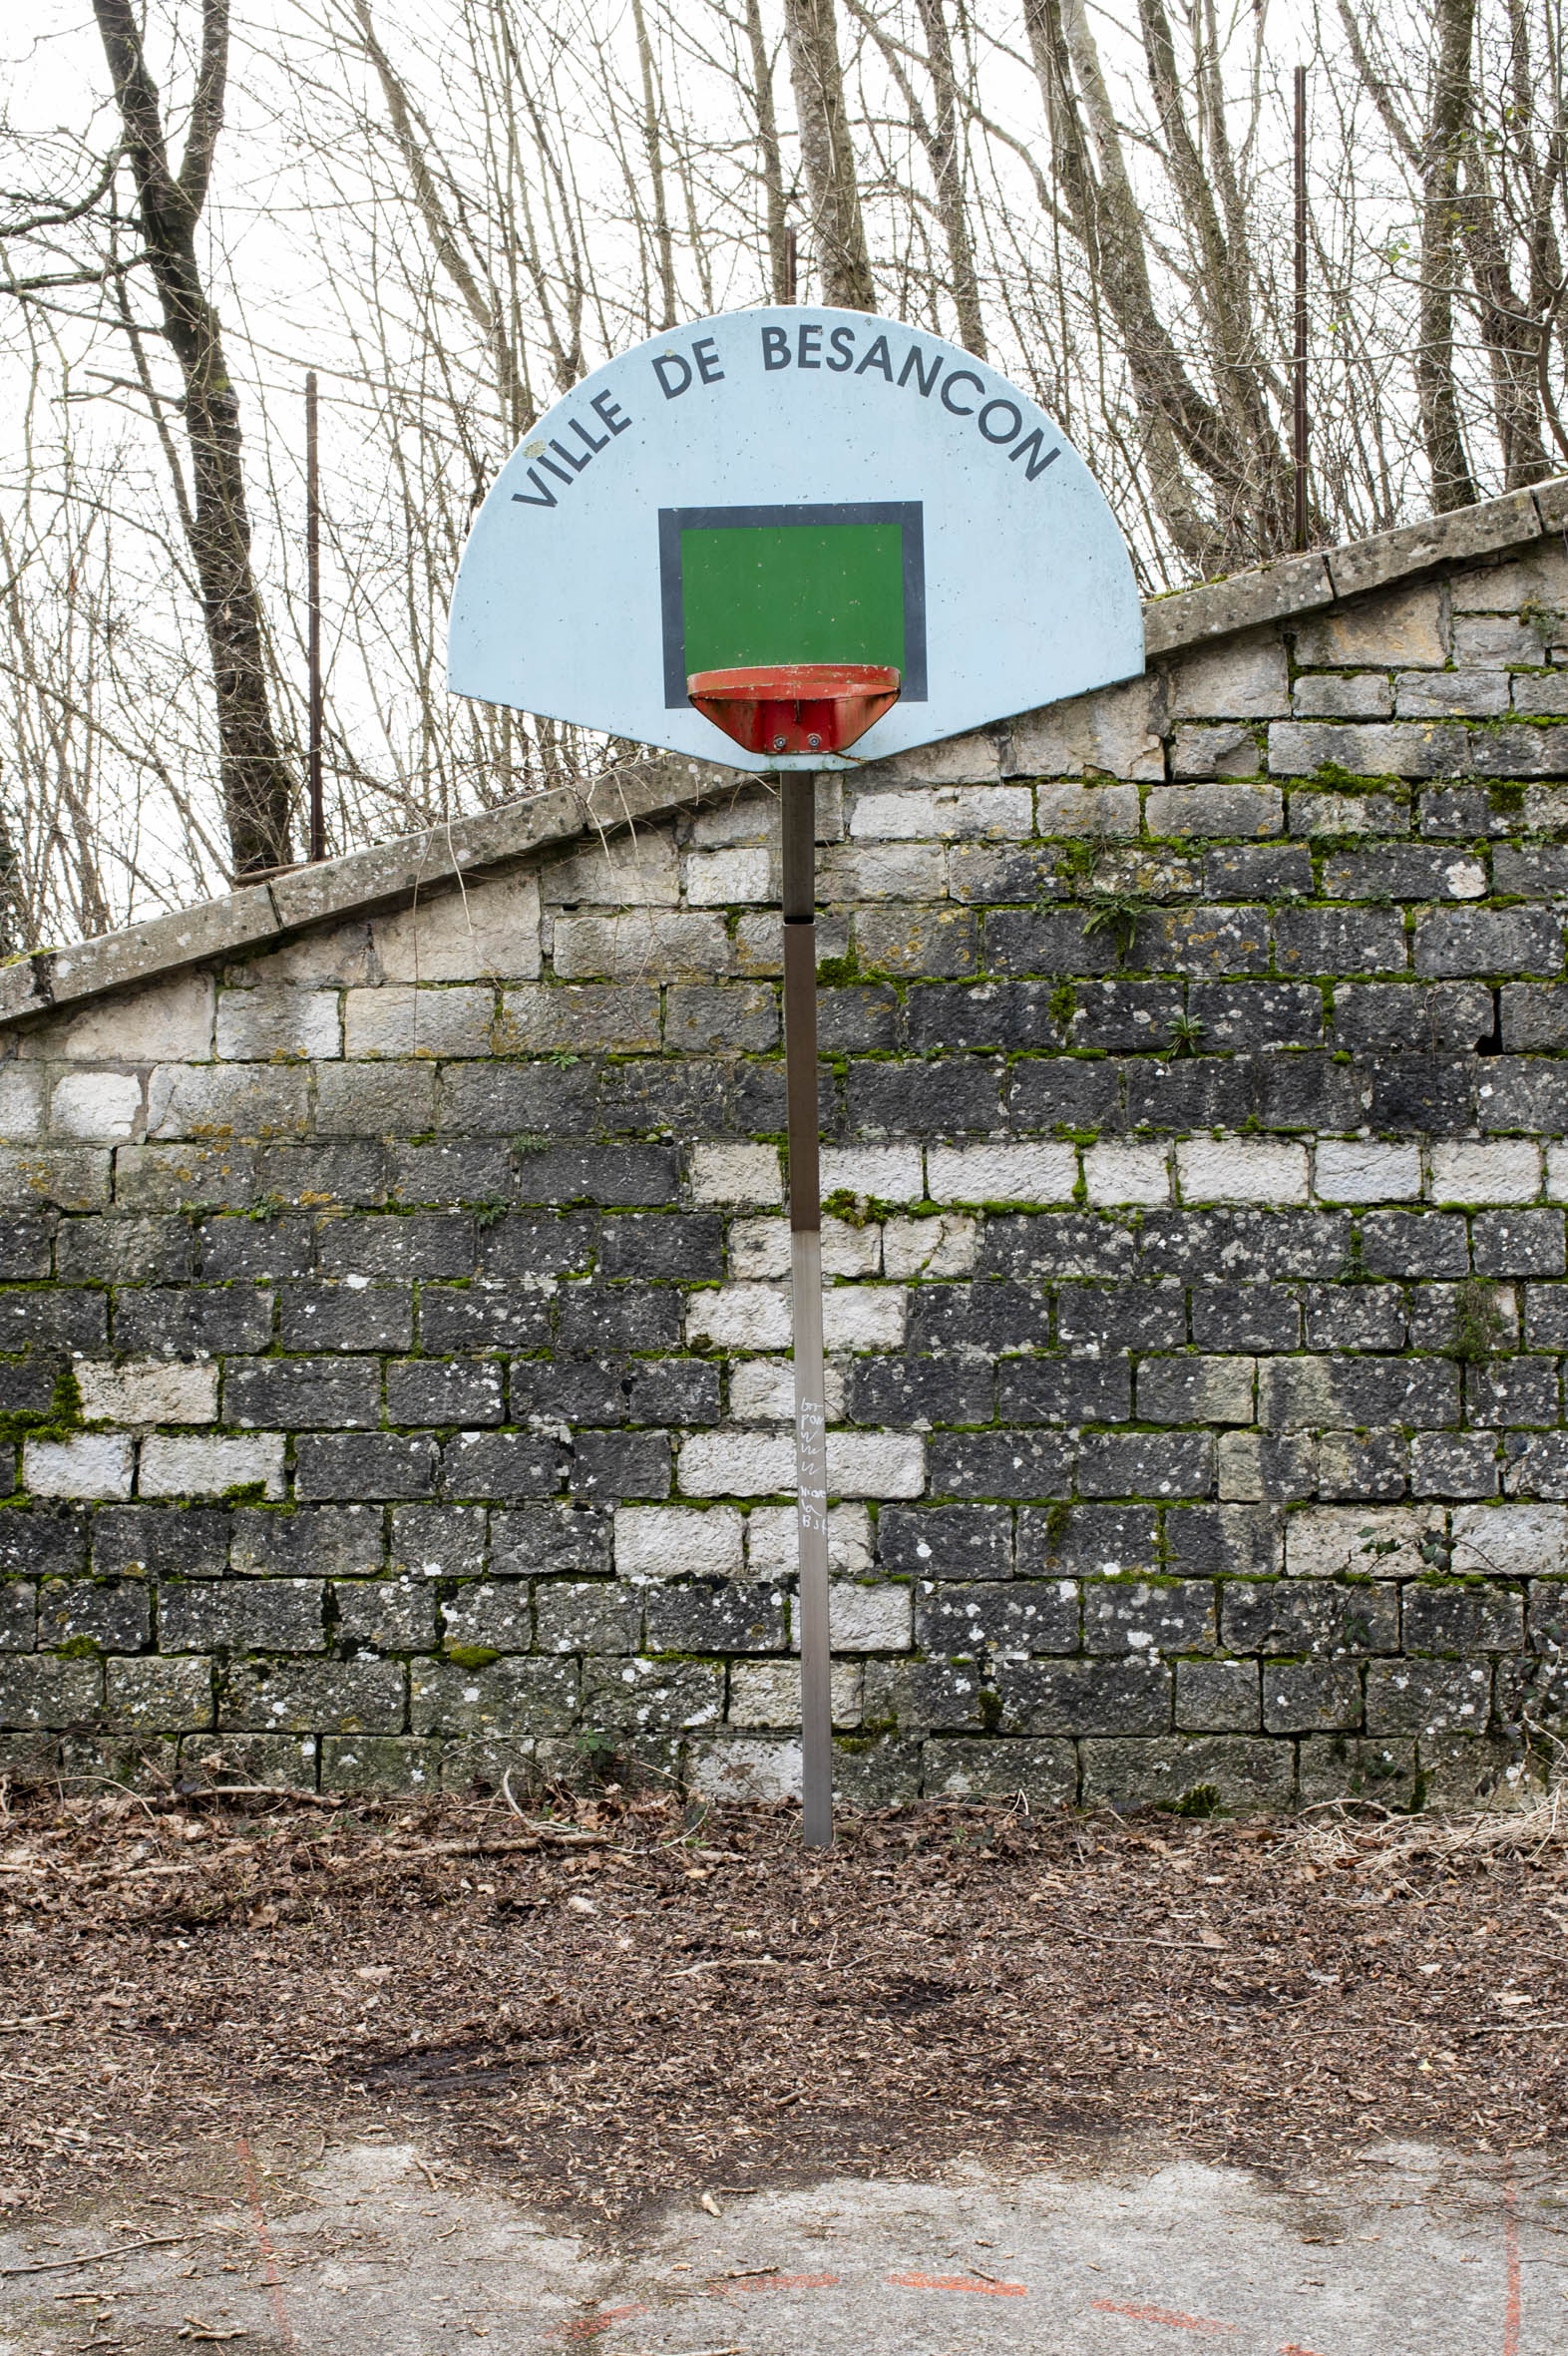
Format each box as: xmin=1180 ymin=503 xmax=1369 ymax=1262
xmin=305 ymin=371 xmax=325 ymax=865
xmin=1293 ymin=64 xmax=1309 ymax=555
xmin=781 ymin=772 xmax=832 ymax=1848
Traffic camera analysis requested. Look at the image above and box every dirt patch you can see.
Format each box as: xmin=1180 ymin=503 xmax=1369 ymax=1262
xmin=1 ymin=1779 xmax=1565 ymax=2224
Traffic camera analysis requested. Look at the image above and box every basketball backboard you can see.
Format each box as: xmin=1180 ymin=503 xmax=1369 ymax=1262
xmin=448 ymin=307 xmax=1143 ymax=770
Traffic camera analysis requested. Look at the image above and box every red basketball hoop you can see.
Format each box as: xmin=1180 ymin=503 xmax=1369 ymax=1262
xmin=687 ymin=662 xmax=902 ymax=757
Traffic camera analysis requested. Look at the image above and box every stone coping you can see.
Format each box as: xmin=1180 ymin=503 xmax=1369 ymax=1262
xmin=6 ymin=477 xmax=1565 ymax=1033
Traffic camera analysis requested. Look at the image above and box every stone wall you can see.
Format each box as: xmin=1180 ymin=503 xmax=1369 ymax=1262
xmin=3 ymin=493 xmax=1568 ymax=1812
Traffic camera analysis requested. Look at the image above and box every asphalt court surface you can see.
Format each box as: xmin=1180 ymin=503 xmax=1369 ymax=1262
xmin=2 ymin=2137 xmax=1563 ymax=2354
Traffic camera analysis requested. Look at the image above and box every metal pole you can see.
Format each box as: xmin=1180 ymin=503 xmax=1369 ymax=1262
xmin=1293 ymin=65 xmax=1309 ymax=555
xmin=782 ymin=771 xmax=832 ymax=1848
xmin=305 ymin=371 xmax=325 ymax=864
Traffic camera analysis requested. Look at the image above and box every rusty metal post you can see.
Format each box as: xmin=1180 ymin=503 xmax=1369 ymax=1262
xmin=1293 ymin=65 xmax=1309 ymax=555
xmin=306 ymin=371 xmax=325 ymax=864
xmin=781 ymin=771 xmax=832 ymax=1847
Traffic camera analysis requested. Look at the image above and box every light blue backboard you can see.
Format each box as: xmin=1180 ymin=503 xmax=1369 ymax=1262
xmin=448 ymin=307 xmax=1144 ymax=770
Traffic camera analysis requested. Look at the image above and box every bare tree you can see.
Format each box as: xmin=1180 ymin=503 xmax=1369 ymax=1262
xmin=90 ymin=0 xmax=295 ymax=874
xmin=783 ymin=0 xmax=876 ymax=306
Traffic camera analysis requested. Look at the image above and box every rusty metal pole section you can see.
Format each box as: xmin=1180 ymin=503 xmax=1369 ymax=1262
xmin=782 ymin=771 xmax=833 ymax=1847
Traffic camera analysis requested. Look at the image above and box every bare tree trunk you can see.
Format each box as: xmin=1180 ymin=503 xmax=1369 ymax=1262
xmin=630 ymin=0 xmax=678 ymax=330
xmin=782 ymin=0 xmax=875 ymax=309
xmin=91 ymin=0 xmax=293 ymax=876
xmin=1025 ymin=0 xmax=1242 ymax=570
xmin=1133 ymin=0 xmax=1293 ymax=550
xmin=742 ymin=0 xmax=792 ymax=302
xmin=915 ymin=0 xmax=985 ymax=355
xmin=1419 ymin=0 xmax=1482 ymax=506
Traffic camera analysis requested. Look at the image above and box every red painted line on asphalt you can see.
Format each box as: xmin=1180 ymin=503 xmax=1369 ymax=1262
xmin=551 ymin=2309 xmax=648 ymax=2341
xmin=235 ymin=2136 xmax=297 ymax=2353
xmin=1280 ymin=2343 xmax=1333 ymax=2354
xmin=1503 ymin=2164 xmax=1521 ymax=2356
xmin=1093 ymin=2296 xmax=1237 ymax=2334
xmin=888 ymin=2270 xmax=1028 ymax=2296
xmin=717 ymin=2271 xmax=841 ymax=2295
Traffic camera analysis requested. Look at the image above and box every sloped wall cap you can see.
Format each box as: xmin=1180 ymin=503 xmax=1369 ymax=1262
xmin=6 ymin=477 xmax=1563 ymax=1029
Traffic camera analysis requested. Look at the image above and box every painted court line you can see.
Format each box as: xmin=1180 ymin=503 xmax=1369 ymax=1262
xmin=1502 ymin=2163 xmax=1521 ymax=2356
xmin=712 ymin=2270 xmax=841 ymax=2295
xmin=234 ymin=2137 xmax=296 ymax=2354
xmin=553 ymin=2304 xmax=649 ymax=2340
xmin=1093 ymin=2297 xmax=1237 ymax=2335
xmin=888 ymin=2270 xmax=1029 ymax=2296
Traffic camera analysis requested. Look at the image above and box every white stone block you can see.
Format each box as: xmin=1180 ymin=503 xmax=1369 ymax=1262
xmin=882 ymin=1213 xmax=976 ymax=1277
xmin=797 ymin=1579 xmax=912 ymax=1651
xmin=1313 ymin=1141 xmax=1422 ymax=1204
xmin=726 ymin=1214 xmax=879 ymax=1278
xmin=1009 ymin=674 xmax=1164 ymax=779
xmin=822 ymin=1286 xmax=907 ymax=1351
xmin=1177 ymin=1138 xmax=1310 ymax=1205
xmin=848 ymin=785 xmax=1031 ymax=840
xmin=819 ymin=842 xmax=947 ymax=899
xmin=0 ymin=1064 xmax=45 ymax=1140
xmin=1167 ymin=631 xmax=1291 ymax=720
xmin=237 ymin=924 xmax=376 ymax=989
xmin=1429 ymin=1140 xmax=1541 ymax=1203
xmin=679 ymin=1429 xmax=923 ymax=1500
xmin=690 ymin=1143 xmax=782 ymax=1207
xmin=24 ymin=1432 xmax=134 ymax=1500
xmin=1450 ymin=1501 xmax=1568 ymax=1580
xmin=747 ymin=1502 xmax=874 ymax=1576
xmin=373 ymin=871 xmax=542 ymax=982
xmin=679 ymin=1429 xmax=795 ymax=1495
xmin=685 ymin=847 xmax=772 ymax=905
xmin=728 ymin=1660 xmax=862 ymax=1728
xmin=139 ymin=1433 xmax=285 ymax=1499
xmin=729 ymin=1359 xmax=848 ymax=1422
xmin=927 ymin=1141 xmax=1076 ymax=1204
xmin=819 ymin=1145 xmax=925 ymax=1202
xmin=29 ymin=974 xmax=214 ymax=1063
xmin=1285 ymin=1505 xmax=1441 ymax=1581
xmin=1083 ymin=1142 xmax=1172 ymax=1207
xmin=215 ymin=986 xmax=342 ymax=1061
xmin=344 ymin=985 xmax=492 ymax=1059
xmin=554 ymin=910 xmax=728 ymax=980
xmin=1294 ymin=583 xmax=1445 ymax=668
xmin=691 ymin=1739 xmax=803 ymax=1803
xmin=49 ymin=1070 xmax=141 ymax=1142
xmin=826 ymin=1429 xmax=926 ymax=1498
xmin=145 ymin=1063 xmax=307 ymax=1142
xmin=542 ymin=830 xmax=678 ymax=907
xmin=1449 ymin=548 xmax=1568 ymax=609
xmin=613 ymin=1504 xmax=743 ymax=1581
xmin=857 ymin=731 xmax=1002 ymax=787
xmin=687 ymin=793 xmax=775 ymax=850
xmin=1032 ymin=782 xmax=1140 ymax=835
xmin=1546 ymin=1142 xmax=1568 ymax=1204
xmin=684 ymin=1284 xmax=792 ymax=1351
xmin=77 ymin=1360 xmax=217 ymax=1426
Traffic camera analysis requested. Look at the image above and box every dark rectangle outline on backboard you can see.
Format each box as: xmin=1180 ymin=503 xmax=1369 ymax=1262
xmin=659 ymin=501 xmax=927 ymax=708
